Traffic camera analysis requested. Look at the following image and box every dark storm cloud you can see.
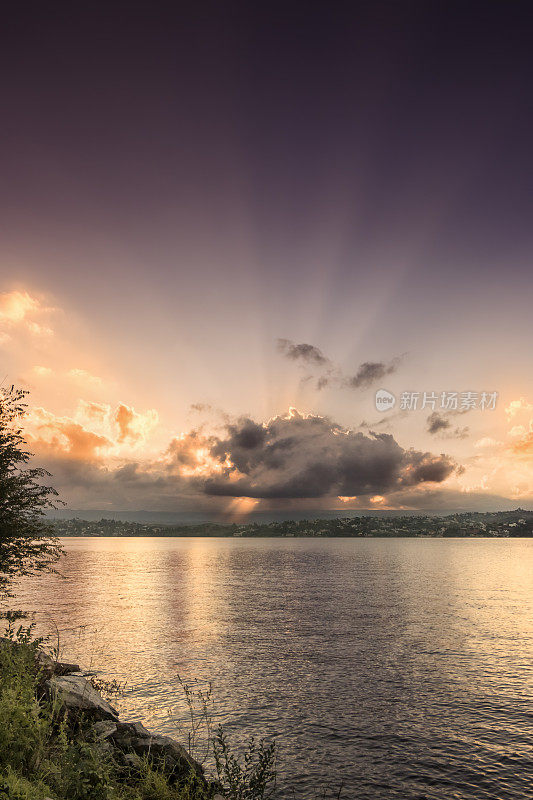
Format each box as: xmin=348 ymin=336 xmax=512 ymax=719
xmin=373 ymin=487 xmax=518 ymax=513
xmin=345 ymin=358 xmax=401 ymax=390
xmin=427 ymin=412 xmax=451 ymax=434
xmin=427 ymin=412 xmax=470 ymax=439
xmin=359 ymin=410 xmax=409 ymax=430
xmin=201 ymin=411 xmax=457 ymax=499
xmin=190 ymin=403 xmax=212 ymax=413
xmin=36 ymin=452 xmax=220 ymax=513
xmin=314 ymin=367 xmax=340 ymax=391
xmin=277 ymin=339 xmax=329 ymax=366
xmin=32 ymin=406 xmax=459 ymax=507
xmin=276 ymin=339 xmax=404 ymax=392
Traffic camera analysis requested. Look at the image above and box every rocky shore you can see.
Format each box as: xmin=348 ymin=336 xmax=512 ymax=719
xmin=3 ymin=639 xmax=224 ymax=799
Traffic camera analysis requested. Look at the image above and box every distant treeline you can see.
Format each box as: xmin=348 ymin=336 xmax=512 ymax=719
xmin=51 ymin=510 xmax=533 ymax=538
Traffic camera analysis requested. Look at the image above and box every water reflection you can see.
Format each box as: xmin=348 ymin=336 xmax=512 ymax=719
xmin=12 ymin=537 xmax=533 ymax=800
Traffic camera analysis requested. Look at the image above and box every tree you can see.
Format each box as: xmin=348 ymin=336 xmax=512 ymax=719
xmin=0 ymin=386 xmax=62 ymax=596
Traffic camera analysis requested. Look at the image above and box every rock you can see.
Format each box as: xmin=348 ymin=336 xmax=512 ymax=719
xmin=55 ymin=659 xmax=82 ymax=675
xmin=37 ymin=649 xmax=80 ymax=677
xmin=47 ymin=675 xmax=119 ymax=721
xmin=122 ymin=752 xmax=142 ymax=769
xmin=36 ymin=649 xmax=55 ymax=672
xmin=0 ymin=639 xmax=79 ymax=677
xmin=119 ymin=721 xmax=151 ymax=738
xmin=93 ymin=720 xmax=118 ymax=740
xmin=110 ymin=721 xmax=204 ymax=780
xmin=11 ymin=640 xmax=207 ymax=786
xmin=98 ymin=739 xmax=115 ymax=756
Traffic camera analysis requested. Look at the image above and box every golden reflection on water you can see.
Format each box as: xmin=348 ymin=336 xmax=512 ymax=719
xmin=10 ymin=537 xmax=533 ymax=800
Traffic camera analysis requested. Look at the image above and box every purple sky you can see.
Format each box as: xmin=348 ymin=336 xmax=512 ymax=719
xmin=1 ymin=4 xmax=532 ymax=515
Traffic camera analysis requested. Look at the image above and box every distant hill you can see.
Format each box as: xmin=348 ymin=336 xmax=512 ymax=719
xmin=46 ymin=500 xmax=531 ymax=526
xmin=50 ymin=509 xmax=533 ymax=538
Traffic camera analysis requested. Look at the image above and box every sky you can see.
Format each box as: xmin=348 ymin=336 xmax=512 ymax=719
xmin=1 ymin=3 xmax=532 ymax=517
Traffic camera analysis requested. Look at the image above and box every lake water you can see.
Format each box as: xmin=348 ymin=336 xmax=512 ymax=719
xmin=13 ymin=537 xmax=533 ymax=799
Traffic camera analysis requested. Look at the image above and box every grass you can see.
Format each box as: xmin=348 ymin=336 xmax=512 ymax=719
xmin=0 ymin=632 xmax=213 ymax=800
xmin=0 ymin=617 xmax=348 ymax=799
xmin=0 ymin=619 xmax=281 ymax=800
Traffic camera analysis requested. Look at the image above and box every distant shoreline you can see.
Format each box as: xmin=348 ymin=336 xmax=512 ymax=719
xmin=50 ymin=509 xmax=533 ymax=539
xmin=54 ymin=533 xmax=532 ymax=539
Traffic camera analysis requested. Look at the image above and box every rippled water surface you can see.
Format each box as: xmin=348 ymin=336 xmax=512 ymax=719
xmin=14 ymin=537 xmax=533 ymax=799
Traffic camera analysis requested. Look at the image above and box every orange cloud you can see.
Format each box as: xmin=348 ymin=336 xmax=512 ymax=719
xmin=78 ymin=400 xmax=110 ymax=423
xmin=27 ymin=321 xmax=53 ymax=336
xmin=510 ymin=429 xmax=533 ymax=456
xmin=0 ymin=290 xmax=54 ymax=337
xmin=505 ymin=397 xmax=533 ymax=420
xmin=28 ymin=407 xmax=112 ymax=461
xmin=165 ymin=431 xmax=228 ymax=477
xmin=114 ymin=403 xmax=158 ymax=444
xmin=0 ymin=290 xmax=39 ymax=322
xmin=68 ymin=368 xmax=102 ymax=385
xmin=32 ymin=365 xmax=53 ymax=377
xmin=500 ymin=396 xmax=533 ymax=458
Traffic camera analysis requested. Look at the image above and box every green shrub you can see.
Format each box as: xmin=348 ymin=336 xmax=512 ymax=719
xmin=213 ymin=728 xmax=276 ymax=800
xmin=0 ymin=634 xmax=214 ymax=800
xmin=0 ymin=625 xmax=282 ymax=800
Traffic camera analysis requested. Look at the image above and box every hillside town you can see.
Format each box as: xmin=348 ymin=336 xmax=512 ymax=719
xmin=52 ymin=509 xmax=533 ymax=538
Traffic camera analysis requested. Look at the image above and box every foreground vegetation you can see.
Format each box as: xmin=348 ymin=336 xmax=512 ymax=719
xmin=0 ymin=388 xmax=282 ymax=799
xmin=0 ymin=623 xmax=277 ymax=800
xmin=0 ymin=386 xmax=62 ymax=600
xmin=0 ymin=631 xmax=205 ymax=799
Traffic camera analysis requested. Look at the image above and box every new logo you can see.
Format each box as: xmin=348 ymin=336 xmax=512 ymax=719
xmin=375 ymin=389 xmax=396 ymax=412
